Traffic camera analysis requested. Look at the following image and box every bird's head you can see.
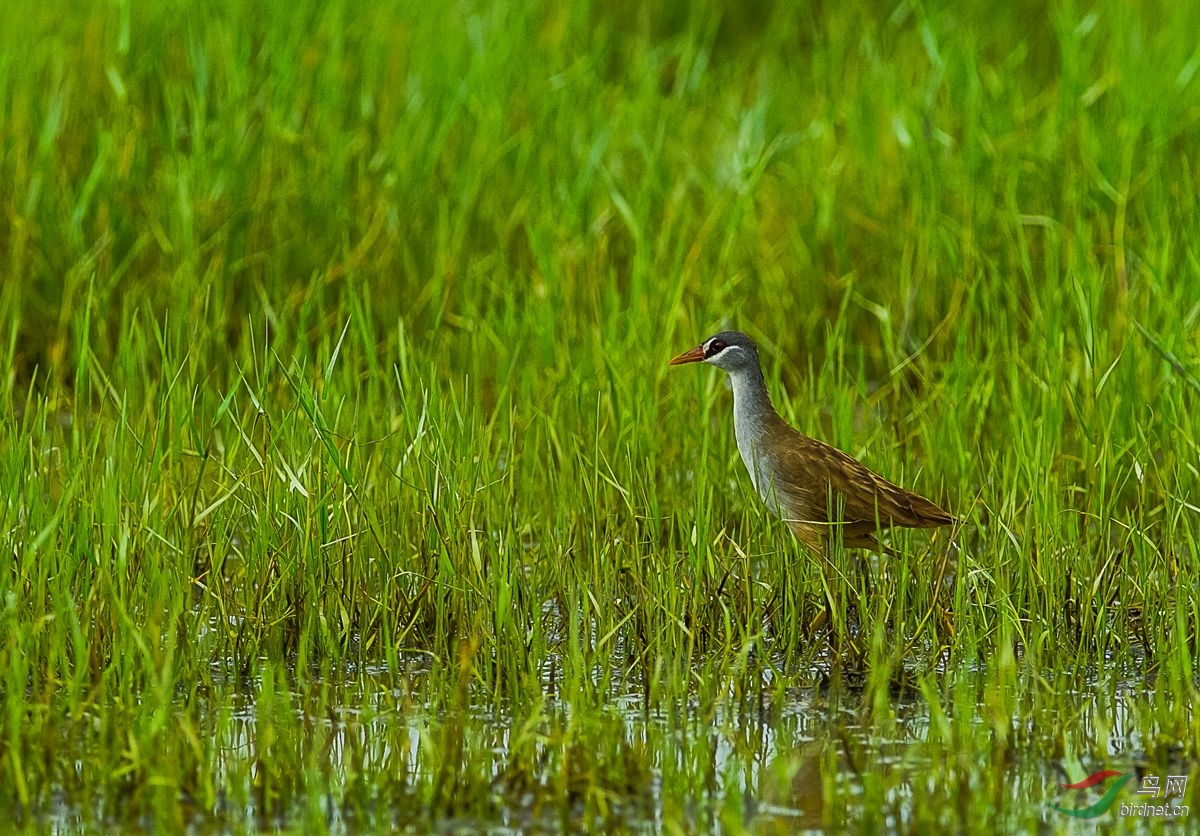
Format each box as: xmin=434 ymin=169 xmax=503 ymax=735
xmin=668 ymin=330 xmax=760 ymax=375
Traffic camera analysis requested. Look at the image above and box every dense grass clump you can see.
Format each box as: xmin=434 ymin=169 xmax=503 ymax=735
xmin=2 ymin=0 xmax=1198 ymax=830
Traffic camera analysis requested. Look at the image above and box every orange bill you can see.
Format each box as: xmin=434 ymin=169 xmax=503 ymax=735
xmin=668 ymin=345 xmax=706 ymax=365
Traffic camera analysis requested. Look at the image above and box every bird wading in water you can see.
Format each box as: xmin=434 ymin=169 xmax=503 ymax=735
xmin=669 ymin=330 xmax=953 ymax=556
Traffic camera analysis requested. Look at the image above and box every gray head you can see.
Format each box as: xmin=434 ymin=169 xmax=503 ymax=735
xmin=668 ymin=330 xmax=762 ymax=375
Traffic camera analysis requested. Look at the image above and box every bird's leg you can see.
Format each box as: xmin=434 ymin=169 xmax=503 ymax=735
xmin=817 ymin=529 xmax=867 ymax=660
xmin=812 ymin=554 xmax=838 ymax=640
xmin=905 ymin=533 xmax=958 ymax=659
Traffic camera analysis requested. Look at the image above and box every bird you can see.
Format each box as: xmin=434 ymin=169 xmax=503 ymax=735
xmin=669 ymin=330 xmax=953 ymax=555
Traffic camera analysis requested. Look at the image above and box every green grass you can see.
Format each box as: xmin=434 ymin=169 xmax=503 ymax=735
xmin=2 ymin=0 xmax=1198 ymax=831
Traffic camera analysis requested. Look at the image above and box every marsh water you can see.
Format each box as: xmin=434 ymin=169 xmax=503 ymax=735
xmin=34 ymin=628 xmax=1185 ymax=834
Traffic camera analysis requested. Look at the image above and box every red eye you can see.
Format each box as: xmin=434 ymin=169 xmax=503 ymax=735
xmin=706 ymin=340 xmax=726 ymax=356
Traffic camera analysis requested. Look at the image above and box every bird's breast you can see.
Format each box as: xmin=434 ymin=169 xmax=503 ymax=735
xmin=733 ymin=418 xmax=784 ymax=518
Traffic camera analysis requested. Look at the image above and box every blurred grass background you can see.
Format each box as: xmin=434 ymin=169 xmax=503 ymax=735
xmin=2 ymin=0 xmax=1198 ymax=830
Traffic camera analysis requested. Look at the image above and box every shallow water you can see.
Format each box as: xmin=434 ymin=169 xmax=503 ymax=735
xmin=25 ymin=640 xmax=1191 ymax=834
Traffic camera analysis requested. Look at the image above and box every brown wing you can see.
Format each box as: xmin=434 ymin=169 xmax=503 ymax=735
xmin=770 ymin=427 xmax=953 ymax=535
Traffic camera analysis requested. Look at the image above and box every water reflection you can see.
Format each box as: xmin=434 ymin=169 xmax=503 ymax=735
xmin=30 ymin=638 xmax=1192 ymax=832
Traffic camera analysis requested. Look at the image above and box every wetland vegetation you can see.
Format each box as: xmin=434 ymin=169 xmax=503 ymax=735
xmin=2 ymin=0 xmax=1198 ymax=831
